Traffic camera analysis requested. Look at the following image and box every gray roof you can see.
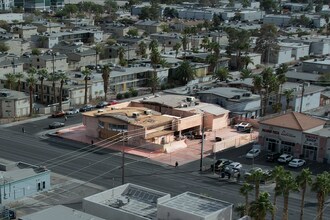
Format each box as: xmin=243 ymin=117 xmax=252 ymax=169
xmin=198 ymin=87 xmax=259 ymax=100
xmin=180 ymin=102 xmax=229 ymax=115
xmin=0 ymin=89 xmax=29 ymax=100
xmin=141 ymin=94 xmax=197 ymax=108
xmin=309 ymin=126 xmax=330 ymax=137
xmin=19 ymin=205 xmax=105 ymax=220
xmin=228 ymin=78 xmax=254 ymax=87
xmin=282 ymin=82 xmax=325 ymax=96
xmin=159 ymin=192 xmax=232 ymax=217
xmin=285 ymin=71 xmax=320 ymax=82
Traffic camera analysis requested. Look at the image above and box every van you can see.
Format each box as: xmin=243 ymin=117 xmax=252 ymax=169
xmin=266 ymin=152 xmax=281 ymax=162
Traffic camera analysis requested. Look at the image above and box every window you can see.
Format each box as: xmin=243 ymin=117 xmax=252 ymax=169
xmin=37 ymin=183 xmax=41 ymax=191
xmin=98 ymin=121 xmax=104 ymax=128
xmin=109 ymin=124 xmax=128 ymax=131
xmin=42 ymin=181 xmax=45 ymax=189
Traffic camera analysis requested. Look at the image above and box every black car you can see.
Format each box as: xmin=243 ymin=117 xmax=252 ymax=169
xmin=96 ymin=101 xmax=109 ymax=108
xmin=79 ymin=105 xmax=94 ymax=112
xmin=266 ymin=152 xmax=281 ymax=162
xmin=49 ymin=122 xmax=65 ymax=129
xmin=210 ymin=159 xmax=233 ymax=172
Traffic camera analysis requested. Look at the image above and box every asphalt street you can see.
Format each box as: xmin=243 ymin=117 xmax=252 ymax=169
xmin=0 ymin=115 xmax=327 ymax=220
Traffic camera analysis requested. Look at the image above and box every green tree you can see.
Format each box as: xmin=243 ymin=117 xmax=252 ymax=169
xmin=296 ymin=168 xmax=313 ymax=220
xmin=58 ymin=71 xmax=69 ymax=111
xmin=181 ymin=35 xmax=188 ymax=52
xmin=239 ymin=183 xmax=254 ymax=216
xmin=127 ymin=28 xmax=139 ymax=36
xmin=270 ymin=166 xmax=285 ymax=220
xmin=47 ymin=73 xmax=59 ymax=104
xmin=213 ymin=14 xmax=221 ymax=27
xmin=15 ymin=72 xmax=24 ymax=92
xmin=206 ymin=54 xmax=218 ymax=73
xmin=201 ymin=36 xmax=210 ymax=52
xmin=81 ymin=69 xmax=92 ymax=105
xmin=234 ymin=204 xmax=245 ymax=218
xmin=278 ymin=172 xmax=299 ymax=220
xmin=36 ymin=69 xmax=48 ymax=104
xmin=0 ymin=42 xmax=9 ymax=52
xmin=283 ymin=89 xmax=294 ymax=110
xmin=148 ymin=72 xmax=160 ymax=94
xmin=94 ymin=43 xmax=102 ymax=68
xmin=104 ymin=0 xmax=118 ymax=19
xmin=4 ymin=73 xmax=16 ymax=90
xmin=214 ymin=67 xmax=232 ymax=82
xmin=240 ymin=68 xmax=253 ymax=80
xmin=255 ymin=24 xmax=279 ymax=64
xmin=260 ymin=0 xmax=279 ymax=13
xmin=318 ymin=73 xmax=330 ymax=85
xmin=31 ymin=48 xmax=42 ymax=55
xmin=26 ymin=73 xmax=38 ymax=117
xmin=241 ymin=55 xmax=254 ymax=69
xmin=102 ymin=65 xmax=111 ymax=101
xmin=275 ymin=63 xmax=288 ymax=109
xmin=175 ymin=61 xmax=196 ymax=85
xmin=136 ymin=41 xmax=147 ymax=59
xmin=173 ymin=42 xmax=181 ymax=57
xmin=139 ymin=6 xmax=151 ymax=20
xmin=118 ymin=46 xmax=126 ymax=66
xmin=312 ymin=171 xmax=330 ymax=220
xmin=150 ymin=0 xmax=160 ymax=20
xmin=249 ymin=192 xmax=274 ymax=220
xmin=246 ymin=169 xmax=266 ymax=200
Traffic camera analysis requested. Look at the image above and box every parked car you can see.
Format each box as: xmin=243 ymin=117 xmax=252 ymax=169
xmin=235 ymin=122 xmax=252 ymax=132
xmin=210 ymin=159 xmax=233 ymax=171
xmin=96 ymin=101 xmax=109 ymax=108
xmin=109 ymin=100 xmax=118 ymax=105
xmin=289 ymin=159 xmax=306 ymax=168
xmin=65 ymin=108 xmax=79 ymax=115
xmin=278 ymin=154 xmax=293 ymax=163
xmin=246 ymin=149 xmax=261 ymax=159
xmin=49 ymin=122 xmax=65 ymax=129
xmin=79 ymin=105 xmax=94 ymax=112
xmin=194 ymin=134 xmax=206 ymax=139
xmin=224 ymin=162 xmax=242 ymax=172
xmin=244 ymin=167 xmax=263 ymax=178
xmin=266 ymin=152 xmax=281 ymax=162
xmin=52 ymin=110 xmax=65 ymax=118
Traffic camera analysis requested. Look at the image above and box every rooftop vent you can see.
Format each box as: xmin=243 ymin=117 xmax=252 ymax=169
xmin=144 ymin=110 xmax=152 ymax=115
xmin=132 ymin=112 xmax=140 ymax=118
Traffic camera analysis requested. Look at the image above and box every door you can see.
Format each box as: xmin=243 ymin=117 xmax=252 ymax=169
xmin=305 ymin=149 xmax=315 ymax=161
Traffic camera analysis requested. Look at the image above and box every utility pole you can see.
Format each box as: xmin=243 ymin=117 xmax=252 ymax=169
xmin=121 ymin=132 xmax=125 ymax=185
xmin=200 ymin=127 xmax=205 ymax=172
xmin=127 ymin=44 xmax=129 ymax=66
xmin=299 ymin=82 xmax=305 ymax=113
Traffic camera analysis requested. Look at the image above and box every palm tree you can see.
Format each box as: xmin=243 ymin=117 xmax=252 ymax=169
xmin=149 ymin=39 xmax=159 ymax=51
xmin=47 ymin=73 xmax=59 ymax=104
xmin=102 ymin=65 xmax=111 ymax=101
xmin=118 ymin=46 xmax=126 ymax=66
xmin=26 ymin=73 xmax=38 ymax=117
xmin=247 ymin=169 xmax=266 ymax=200
xmin=240 ymin=68 xmax=253 ymax=80
xmin=37 ymin=69 xmax=48 ymax=104
xmin=241 ymin=55 xmax=254 ymax=69
xmin=209 ymin=42 xmax=220 ymax=57
xmin=15 ymin=72 xmax=24 ymax=92
xmin=137 ymin=41 xmax=147 ymax=59
xmin=206 ymin=54 xmax=218 ymax=73
xmin=81 ymin=69 xmax=92 ymax=104
xmin=201 ymin=36 xmax=210 ymax=52
xmin=148 ymin=72 xmax=160 ymax=95
xmin=214 ymin=67 xmax=232 ymax=82
xmin=4 ymin=73 xmax=16 ymax=90
xmin=276 ymin=63 xmax=288 ymax=107
xmin=312 ymin=171 xmax=330 ymax=220
xmin=270 ymin=166 xmax=285 ymax=220
xmin=239 ymin=183 xmax=254 ymax=216
xmin=279 ymin=171 xmax=298 ymax=220
xmin=173 ymin=42 xmax=181 ymax=58
xmin=175 ymin=60 xmax=196 ymax=85
xmin=283 ymin=89 xmax=294 ymax=110
xmin=296 ymin=168 xmax=313 ymax=220
xmin=249 ymin=192 xmax=274 ymax=220
xmin=181 ymin=34 xmax=188 ymax=51
xmin=234 ymin=204 xmax=246 ymax=218
xmin=94 ymin=43 xmax=102 ymax=68
xmin=58 ymin=71 xmax=69 ymax=111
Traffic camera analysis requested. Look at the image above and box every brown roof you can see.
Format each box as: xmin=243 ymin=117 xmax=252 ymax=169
xmin=260 ymin=112 xmax=326 ymax=131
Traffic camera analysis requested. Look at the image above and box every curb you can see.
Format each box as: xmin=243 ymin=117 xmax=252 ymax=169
xmin=0 ymin=115 xmax=50 ymax=128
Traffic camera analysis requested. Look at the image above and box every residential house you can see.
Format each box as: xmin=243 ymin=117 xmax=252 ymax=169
xmin=150 ymin=32 xmax=182 ymax=48
xmin=177 ymin=8 xmax=214 ymax=21
xmin=12 ymin=25 xmax=38 ymax=39
xmin=0 ymin=159 xmax=50 ymax=205
xmin=302 ymin=58 xmax=330 ymax=74
xmin=0 ymin=13 xmax=23 ymax=23
xmin=230 ymin=53 xmax=262 ymax=70
xmin=0 ymin=1 xmax=14 ymax=11
xmin=258 ymin=112 xmax=328 ymax=163
xmin=279 ymin=42 xmax=309 ymax=60
xmin=62 ymin=18 xmax=95 ymax=28
xmin=281 ymin=37 xmax=330 ymax=56
xmin=285 ymin=70 xmax=320 ymax=83
xmin=134 ymin=20 xmax=163 ymax=34
xmin=0 ymin=55 xmax=24 ymax=75
xmin=32 ymin=21 xmax=62 ymax=33
xmin=198 ymin=87 xmax=261 ymax=118
xmin=101 ymin=22 xmax=130 ymax=37
xmin=0 ymin=89 xmax=29 ymax=118
xmin=268 ymin=48 xmax=293 ymax=65
xmin=263 ymin=14 xmax=292 ymax=27
xmin=19 ymin=205 xmax=105 ymax=220
xmin=238 ymin=10 xmax=265 ymax=21
xmin=1 ymin=38 xmax=29 ymax=56
xmin=66 ymin=48 xmax=98 ymax=70
xmin=21 ymin=52 xmax=68 ymax=73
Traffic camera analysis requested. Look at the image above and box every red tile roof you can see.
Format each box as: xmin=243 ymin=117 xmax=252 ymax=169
xmin=260 ymin=112 xmax=326 ymax=131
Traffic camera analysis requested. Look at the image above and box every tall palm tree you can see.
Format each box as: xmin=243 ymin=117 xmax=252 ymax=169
xmin=58 ymin=71 xmax=69 ymax=111
xmin=296 ymin=168 xmax=313 ymax=220
xmin=214 ymin=67 xmax=232 ymax=82
xmin=15 ymin=72 xmax=24 ymax=92
xmin=81 ymin=69 xmax=92 ymax=104
xmin=239 ymin=183 xmax=254 ymax=216
xmin=94 ymin=43 xmax=102 ymax=68
xmin=276 ymin=63 xmax=288 ymax=107
xmin=249 ymin=192 xmax=274 ymax=220
xmin=173 ymin=42 xmax=181 ymax=58
xmin=4 ymin=73 xmax=16 ymax=90
xmin=247 ymin=169 xmax=266 ymax=200
xmin=312 ymin=171 xmax=330 ymax=220
xmin=253 ymin=75 xmax=263 ymax=116
xmin=271 ymin=166 xmax=285 ymax=220
xmin=234 ymin=204 xmax=246 ymax=218
xmin=201 ymin=36 xmax=210 ymax=52
xmin=137 ymin=41 xmax=147 ymax=59
xmin=102 ymin=65 xmax=111 ymax=101
xmin=240 ymin=68 xmax=253 ymax=80
xmin=283 ymin=89 xmax=294 ymax=110
xmin=181 ymin=34 xmax=188 ymax=52
xmin=47 ymin=73 xmax=59 ymax=104
xmin=241 ymin=55 xmax=254 ymax=69
xmin=175 ymin=60 xmax=196 ymax=85
xmin=118 ymin=46 xmax=126 ymax=66
xmin=279 ymin=171 xmax=298 ymax=220
xmin=26 ymin=73 xmax=38 ymax=117
xmin=37 ymin=69 xmax=48 ymax=104
xmin=149 ymin=39 xmax=159 ymax=51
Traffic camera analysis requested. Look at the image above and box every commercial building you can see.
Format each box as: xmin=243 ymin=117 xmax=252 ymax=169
xmin=302 ymin=58 xmax=330 ymax=74
xmin=19 ymin=205 xmax=105 ymax=220
xmin=83 ymin=183 xmax=171 ymax=220
xmin=0 ymin=89 xmax=30 ymax=118
xmin=0 ymin=159 xmax=50 ymax=205
xmin=258 ymin=112 xmax=328 ymax=163
xmin=23 ymin=0 xmax=51 ymax=12
xmin=21 ymin=52 xmax=68 ymax=73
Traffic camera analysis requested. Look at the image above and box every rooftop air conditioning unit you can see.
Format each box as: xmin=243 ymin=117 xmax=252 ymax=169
xmin=144 ymin=110 xmax=152 ymax=115
xmin=132 ymin=112 xmax=140 ymax=118
xmin=186 ymin=96 xmax=195 ymax=102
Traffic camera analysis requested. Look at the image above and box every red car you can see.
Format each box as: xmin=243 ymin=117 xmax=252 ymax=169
xmin=109 ymin=100 xmax=118 ymax=105
xmin=52 ymin=110 xmax=65 ymax=118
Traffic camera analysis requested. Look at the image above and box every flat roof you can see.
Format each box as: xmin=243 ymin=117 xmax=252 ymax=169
xmin=309 ymin=126 xmax=330 ymax=137
xmin=180 ymin=102 xmax=229 ymax=116
xmin=84 ymin=183 xmax=170 ymax=219
xmin=285 ymin=71 xmax=320 ymax=82
xmin=141 ymin=94 xmax=199 ymax=108
xmin=159 ymin=192 xmax=232 ymax=218
xmin=0 ymin=89 xmax=29 ymax=100
xmin=19 ymin=205 xmax=105 ymax=220
xmin=198 ymin=87 xmax=259 ymax=100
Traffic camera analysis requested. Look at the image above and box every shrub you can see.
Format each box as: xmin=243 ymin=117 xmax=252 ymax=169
xmin=116 ymin=93 xmax=123 ymax=99
xmin=124 ymin=92 xmax=130 ymax=98
xmin=130 ymin=90 xmax=138 ymax=97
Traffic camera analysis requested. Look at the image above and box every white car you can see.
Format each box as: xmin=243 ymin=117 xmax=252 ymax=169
xmin=235 ymin=122 xmax=252 ymax=132
xmin=246 ymin=149 xmax=261 ymax=159
xmin=244 ymin=167 xmax=263 ymax=178
xmin=66 ymin=108 xmax=79 ymax=115
xmin=225 ymin=162 xmax=242 ymax=172
xmin=277 ymin=154 xmax=293 ymax=163
xmin=289 ymin=159 xmax=306 ymax=168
